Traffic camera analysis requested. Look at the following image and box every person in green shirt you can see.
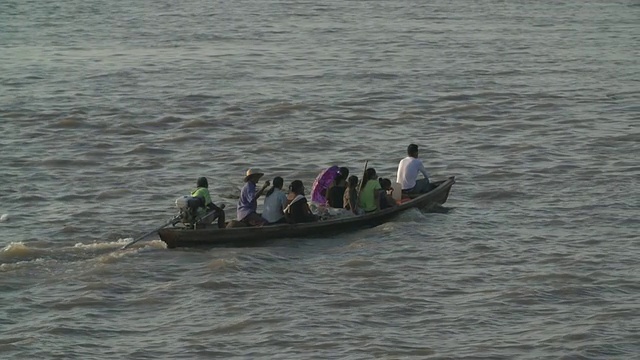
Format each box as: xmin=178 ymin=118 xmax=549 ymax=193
xmin=191 ymin=177 xmax=226 ymax=228
xmin=358 ymin=168 xmax=382 ymax=213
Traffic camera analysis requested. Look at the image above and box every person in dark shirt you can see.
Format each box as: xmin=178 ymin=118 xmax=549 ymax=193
xmin=326 ymin=167 xmax=349 ymax=208
xmin=378 ymin=178 xmax=397 ymax=210
xmin=284 ymin=180 xmax=317 ymax=224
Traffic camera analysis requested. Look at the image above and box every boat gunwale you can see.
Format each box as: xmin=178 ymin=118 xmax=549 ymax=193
xmin=159 ymin=176 xmax=455 ymax=236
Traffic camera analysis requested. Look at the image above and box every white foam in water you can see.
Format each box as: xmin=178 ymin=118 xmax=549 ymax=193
xmin=72 ymin=238 xmax=165 ymax=251
xmin=74 ymin=238 xmax=130 ymax=250
xmin=0 ymin=214 xmax=8 ymax=222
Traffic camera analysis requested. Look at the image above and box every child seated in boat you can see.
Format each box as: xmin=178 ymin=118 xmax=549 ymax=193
xmin=343 ymin=175 xmax=362 ymax=215
xmin=378 ymin=178 xmax=397 ymax=210
xmin=285 ymin=180 xmax=317 ymax=224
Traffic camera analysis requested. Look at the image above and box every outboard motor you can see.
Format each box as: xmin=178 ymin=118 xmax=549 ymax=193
xmin=175 ymin=195 xmax=205 ymax=227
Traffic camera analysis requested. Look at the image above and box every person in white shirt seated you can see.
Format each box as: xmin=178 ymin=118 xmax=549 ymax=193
xmin=261 ymin=176 xmax=288 ymax=225
xmin=396 ymin=143 xmax=434 ymax=195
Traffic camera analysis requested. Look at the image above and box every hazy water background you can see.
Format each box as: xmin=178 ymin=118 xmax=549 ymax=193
xmin=1 ymin=0 xmax=639 ymax=358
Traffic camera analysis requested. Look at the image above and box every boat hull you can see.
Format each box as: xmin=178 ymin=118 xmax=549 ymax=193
xmin=158 ymin=176 xmax=455 ymax=248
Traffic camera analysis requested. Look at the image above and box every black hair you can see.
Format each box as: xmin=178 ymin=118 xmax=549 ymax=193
xmin=360 ymin=168 xmax=377 ymax=189
xmin=331 ymin=167 xmax=349 ymax=186
xmin=266 ymin=176 xmax=284 ymax=197
xmin=379 ymin=178 xmax=392 ymax=189
xmin=407 ymin=144 xmax=419 ymax=156
xmin=196 ymin=177 xmax=208 ymax=188
xmin=289 ymin=180 xmax=305 ymax=195
xmin=347 ymin=175 xmax=359 ymax=189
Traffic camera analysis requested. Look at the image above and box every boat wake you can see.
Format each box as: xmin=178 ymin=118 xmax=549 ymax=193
xmin=0 ymin=238 xmax=165 ymax=272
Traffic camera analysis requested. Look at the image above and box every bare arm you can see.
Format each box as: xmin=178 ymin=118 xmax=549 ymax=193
xmin=349 ymin=189 xmax=358 ymax=214
xmin=255 ymin=181 xmax=271 ymax=199
xmin=418 ymin=162 xmax=429 ymax=179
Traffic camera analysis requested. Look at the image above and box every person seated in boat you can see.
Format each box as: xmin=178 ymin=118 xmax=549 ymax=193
xmin=343 ymin=175 xmax=362 ymax=215
xmin=326 ymin=167 xmax=349 ymax=208
xmin=378 ymin=178 xmax=397 ymax=210
xmin=310 ymin=165 xmax=338 ymax=204
xmin=262 ymin=176 xmax=288 ymax=225
xmin=191 ymin=177 xmax=226 ymax=228
xmin=396 ymin=143 xmax=434 ymax=195
xmin=237 ymin=168 xmax=270 ymax=226
xmin=359 ymin=168 xmax=383 ymax=213
xmin=285 ymin=180 xmax=317 ymax=224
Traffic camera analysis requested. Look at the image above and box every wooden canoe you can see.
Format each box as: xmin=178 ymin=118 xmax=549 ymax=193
xmin=158 ymin=176 xmax=455 ymax=249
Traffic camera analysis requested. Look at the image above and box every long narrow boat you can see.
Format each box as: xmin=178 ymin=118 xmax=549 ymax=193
xmin=158 ymin=176 xmax=455 ymax=248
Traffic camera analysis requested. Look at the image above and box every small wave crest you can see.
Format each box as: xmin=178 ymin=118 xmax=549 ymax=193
xmin=473 ymin=190 xmax=528 ymax=201
xmin=123 ymin=145 xmax=175 ymax=155
xmin=341 ymin=258 xmax=375 ymax=267
xmin=141 ymin=116 xmax=185 ymax=129
xmin=197 ymin=280 xmax=239 ymax=290
xmin=208 ymin=258 xmax=239 ymax=270
xmin=0 ymin=242 xmax=45 ymax=261
xmin=261 ymin=102 xmax=310 ymax=116
xmin=108 ymin=125 xmax=150 ymax=136
xmin=434 ymin=103 xmax=486 ymax=114
xmin=180 ymin=94 xmax=220 ymax=102
xmin=0 ymin=214 xmax=8 ymax=222
xmin=96 ymin=188 xmax=134 ymax=200
xmin=74 ymin=237 xmax=163 ymax=250
xmin=179 ymin=119 xmax=213 ymax=129
xmin=47 ymin=118 xmax=86 ymax=129
xmin=41 ymin=158 xmax=95 ymax=168
xmin=73 ymin=238 xmax=130 ymax=251
xmin=158 ymin=133 xmax=208 ymax=144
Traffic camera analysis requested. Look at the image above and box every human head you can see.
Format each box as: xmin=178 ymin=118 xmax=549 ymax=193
xmin=289 ymin=180 xmax=305 ymax=195
xmin=347 ymin=175 xmax=358 ymax=189
xmin=379 ymin=178 xmax=392 ymax=190
xmin=361 ymin=168 xmax=377 ymax=188
xmin=244 ymin=168 xmax=264 ymax=183
xmin=407 ymin=144 xmax=419 ymax=157
xmin=365 ymin=168 xmax=377 ymax=180
xmin=196 ymin=177 xmax=208 ymax=188
xmin=338 ymin=167 xmax=349 ymax=179
xmin=272 ymin=176 xmax=283 ymax=189
xmin=266 ymin=176 xmax=284 ymax=197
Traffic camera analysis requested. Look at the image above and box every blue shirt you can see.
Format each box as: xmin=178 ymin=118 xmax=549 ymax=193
xmin=237 ymin=182 xmax=257 ymax=220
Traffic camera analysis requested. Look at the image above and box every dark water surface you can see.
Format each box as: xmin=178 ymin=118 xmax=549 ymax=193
xmin=1 ymin=0 xmax=639 ymax=359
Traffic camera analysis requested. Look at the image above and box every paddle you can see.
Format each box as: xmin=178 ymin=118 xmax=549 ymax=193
xmin=357 ymin=160 xmax=369 ymax=196
xmin=121 ymin=216 xmax=180 ymax=250
xmin=121 ymin=202 xmax=226 ymax=250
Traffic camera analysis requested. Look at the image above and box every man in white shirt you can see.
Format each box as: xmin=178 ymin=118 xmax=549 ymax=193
xmin=396 ymin=144 xmax=433 ymax=194
xmin=261 ymin=176 xmax=288 ymax=224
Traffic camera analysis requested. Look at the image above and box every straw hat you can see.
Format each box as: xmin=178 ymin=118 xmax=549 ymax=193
xmin=244 ymin=168 xmax=264 ymax=182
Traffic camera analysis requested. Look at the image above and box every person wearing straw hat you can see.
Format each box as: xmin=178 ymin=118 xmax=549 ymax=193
xmin=237 ymin=168 xmax=270 ymax=226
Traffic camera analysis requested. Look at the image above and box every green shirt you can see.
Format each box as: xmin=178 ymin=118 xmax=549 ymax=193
xmin=359 ymin=180 xmax=382 ymax=212
xmin=191 ymin=187 xmax=212 ymax=216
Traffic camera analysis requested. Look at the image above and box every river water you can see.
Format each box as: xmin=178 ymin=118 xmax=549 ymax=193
xmin=1 ymin=0 xmax=639 ymax=359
